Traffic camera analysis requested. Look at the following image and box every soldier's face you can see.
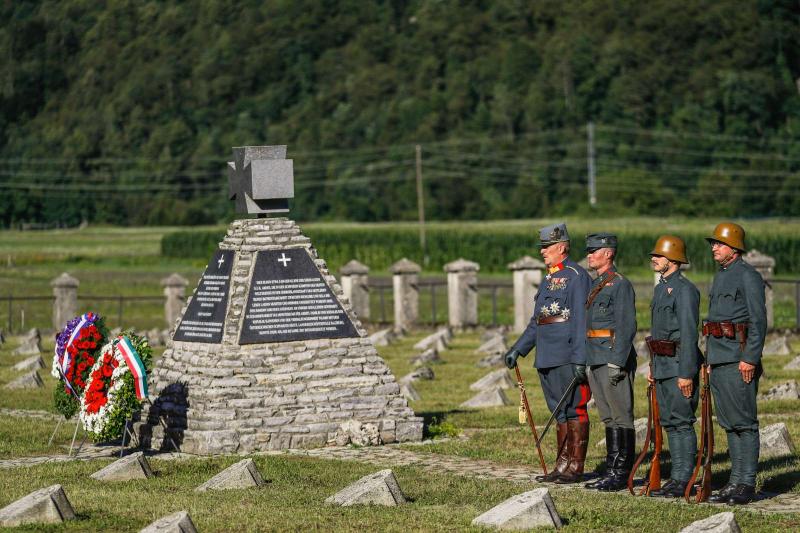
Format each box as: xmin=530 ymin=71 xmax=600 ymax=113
xmin=651 ymin=255 xmax=669 ymax=272
xmin=586 ymin=248 xmax=612 ymax=269
xmin=540 ymin=242 xmax=565 ymax=267
xmin=710 ymin=241 xmax=736 ymax=264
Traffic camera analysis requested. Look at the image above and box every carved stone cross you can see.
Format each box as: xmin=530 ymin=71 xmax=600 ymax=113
xmin=228 ymin=145 xmax=294 ymax=214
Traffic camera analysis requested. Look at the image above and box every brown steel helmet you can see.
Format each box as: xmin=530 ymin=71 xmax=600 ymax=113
xmin=650 ymin=235 xmax=688 ymax=264
xmin=706 ymin=222 xmax=746 ymax=251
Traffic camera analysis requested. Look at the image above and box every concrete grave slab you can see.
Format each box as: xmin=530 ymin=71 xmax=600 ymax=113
xmin=411 ymin=348 xmax=441 ymax=366
xmin=12 ymin=335 xmax=42 ymax=356
xmin=325 ymin=469 xmax=406 ymax=506
xmin=195 ymin=458 xmax=265 ymax=492
xmin=784 ymin=355 xmax=800 ymax=370
xmin=470 ymin=369 xmax=515 ymax=391
xmin=598 ymin=417 xmax=647 ymax=447
xmin=400 ymin=382 xmax=421 ymax=402
xmin=400 ymin=366 xmax=434 ymax=384
xmin=460 ymin=388 xmax=512 ymax=409
xmin=414 ymin=330 xmax=448 ymax=352
xmin=0 ymin=484 xmax=75 ymax=527
xmin=760 ymin=423 xmax=796 ymax=457
xmin=472 ymin=487 xmax=562 ymax=530
xmin=477 ymin=335 xmax=507 ymax=355
xmin=140 ymin=510 xmax=197 ymax=533
xmin=369 ymin=328 xmax=395 ymax=347
xmin=477 ymin=353 xmax=504 ymax=368
xmin=758 ymin=380 xmax=800 ymax=401
xmin=679 ymin=511 xmax=740 ymax=533
xmin=91 ymin=451 xmax=154 ymax=481
xmin=4 ymin=370 xmax=43 ymax=389
xmin=763 ymin=335 xmax=792 ymax=356
xmin=13 ymin=355 xmax=45 ymax=372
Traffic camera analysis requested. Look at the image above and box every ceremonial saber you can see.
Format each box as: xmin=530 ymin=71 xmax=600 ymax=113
xmin=515 ymin=366 xmax=548 ymax=475
xmin=535 ymin=376 xmax=579 ymax=448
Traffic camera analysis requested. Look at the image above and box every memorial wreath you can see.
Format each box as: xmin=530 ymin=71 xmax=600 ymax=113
xmin=79 ymin=333 xmax=151 ymax=443
xmin=52 ymin=312 xmax=108 ymax=419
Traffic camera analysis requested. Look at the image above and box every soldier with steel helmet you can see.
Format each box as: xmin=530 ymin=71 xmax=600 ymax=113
xmin=645 ymin=235 xmax=701 ymax=498
xmin=704 ymin=222 xmax=766 ymax=505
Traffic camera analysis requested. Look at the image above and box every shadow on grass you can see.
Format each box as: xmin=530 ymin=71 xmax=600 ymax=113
xmin=759 ymin=454 xmax=800 ymax=494
xmin=418 ymin=409 xmax=470 ymax=439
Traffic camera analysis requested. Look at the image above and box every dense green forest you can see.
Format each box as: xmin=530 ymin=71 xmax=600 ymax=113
xmin=1 ymin=0 xmax=799 ymax=226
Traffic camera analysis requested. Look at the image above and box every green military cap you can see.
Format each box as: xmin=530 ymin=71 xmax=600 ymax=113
xmin=585 ymin=233 xmax=617 ymax=252
xmin=536 ymin=222 xmax=570 ymax=247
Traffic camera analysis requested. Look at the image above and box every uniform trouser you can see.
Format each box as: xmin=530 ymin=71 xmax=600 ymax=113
xmin=538 ymin=364 xmax=591 ymax=424
xmin=587 ymin=364 xmax=634 ymax=429
xmin=710 ymin=362 xmax=761 ymax=487
xmin=655 ymin=375 xmax=699 ymax=482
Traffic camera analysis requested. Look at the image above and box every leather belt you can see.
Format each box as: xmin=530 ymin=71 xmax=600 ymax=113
xmin=537 ymin=315 xmax=569 ymax=325
xmin=702 ymin=320 xmax=748 ymax=352
xmin=645 ymin=336 xmax=677 ymax=357
xmin=586 ymin=329 xmax=614 ymax=338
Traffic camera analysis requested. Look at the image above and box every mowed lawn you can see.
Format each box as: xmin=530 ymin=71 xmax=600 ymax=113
xmin=1 ymin=330 xmax=800 ymax=531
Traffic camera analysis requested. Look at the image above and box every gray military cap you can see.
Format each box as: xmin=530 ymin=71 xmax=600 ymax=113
xmin=536 ymin=223 xmax=570 ymax=247
xmin=585 ymin=233 xmax=618 ymax=251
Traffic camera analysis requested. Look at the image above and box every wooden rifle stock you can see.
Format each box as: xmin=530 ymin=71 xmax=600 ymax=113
xmin=686 ymin=363 xmax=713 ymax=503
xmin=515 ymin=366 xmax=548 ymax=475
xmin=628 ymin=341 xmax=662 ymax=495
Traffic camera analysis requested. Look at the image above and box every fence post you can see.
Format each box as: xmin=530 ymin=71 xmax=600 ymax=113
xmin=444 ymin=258 xmax=480 ymax=330
xmin=161 ymin=273 xmax=189 ymax=330
xmin=340 ymin=260 xmax=370 ymax=320
xmin=51 ymin=272 xmax=79 ymax=331
xmin=796 ymin=282 xmax=800 ymax=330
xmin=508 ymin=256 xmax=544 ymax=333
xmin=743 ymin=249 xmax=775 ymax=330
xmin=390 ymin=258 xmax=421 ymax=333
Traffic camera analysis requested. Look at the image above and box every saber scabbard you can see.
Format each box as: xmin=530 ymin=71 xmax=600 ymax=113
xmin=515 ymin=365 xmax=548 ymax=475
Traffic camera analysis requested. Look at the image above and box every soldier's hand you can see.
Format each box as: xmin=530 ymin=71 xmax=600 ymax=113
xmin=739 ymin=361 xmax=756 ymax=383
xmin=677 ymin=377 xmax=693 ymax=398
xmin=646 ymin=371 xmax=655 ymax=385
xmin=608 ymin=363 xmax=626 ymax=385
xmin=504 ymin=349 xmax=522 ymax=369
xmin=573 ymin=364 xmax=588 ymax=383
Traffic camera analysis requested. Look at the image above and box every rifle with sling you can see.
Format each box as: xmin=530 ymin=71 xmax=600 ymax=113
xmin=515 ymin=366 xmax=548 ymax=475
xmin=685 ymin=359 xmax=713 ymax=503
xmin=628 ymin=336 xmax=663 ymax=495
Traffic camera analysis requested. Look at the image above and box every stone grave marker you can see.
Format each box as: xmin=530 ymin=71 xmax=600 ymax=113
xmin=368 ymin=328 xmax=395 ymax=346
xmin=140 ymin=510 xmax=198 ymax=533
xmin=763 ymin=334 xmax=792 ymax=356
xmin=597 ymin=418 xmax=647 ymax=447
xmin=758 ymin=380 xmax=800 ymax=401
xmin=13 ymin=355 xmax=45 ymax=372
xmin=477 ymin=353 xmax=504 ymax=368
xmin=759 ymin=423 xmax=796 ymax=457
xmin=0 ymin=484 xmax=75 ymax=527
xmin=400 ymin=382 xmax=421 ymax=402
xmin=410 ymin=348 xmax=440 ymax=366
xmin=5 ymin=370 xmax=43 ymax=389
xmin=477 ymin=335 xmax=506 ymax=355
xmin=472 ymin=487 xmax=562 ymax=530
xmin=195 ymin=458 xmax=265 ymax=492
xmin=325 ymin=469 xmax=406 ymax=507
xmin=460 ymin=388 xmax=511 ymax=409
xmin=679 ymin=511 xmax=740 ymax=533
xmin=414 ymin=330 xmax=449 ymax=352
xmin=470 ymin=369 xmax=515 ymax=391
xmin=12 ymin=328 xmax=41 ymax=356
xmin=90 ymin=451 xmax=153 ymax=481
xmin=400 ymin=366 xmax=434 ymax=384
xmin=137 ymin=146 xmax=421 ymax=454
xmin=785 ymin=356 xmax=800 ymax=370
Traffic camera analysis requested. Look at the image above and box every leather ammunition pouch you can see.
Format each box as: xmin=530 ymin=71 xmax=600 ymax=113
xmin=645 ymin=336 xmax=677 ymax=357
xmin=702 ymin=321 xmax=748 ymax=352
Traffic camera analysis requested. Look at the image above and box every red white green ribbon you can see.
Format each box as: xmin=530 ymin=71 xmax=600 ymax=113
xmin=116 ymin=336 xmax=148 ymax=400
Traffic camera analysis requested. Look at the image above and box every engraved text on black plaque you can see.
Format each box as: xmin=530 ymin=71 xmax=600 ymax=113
xmin=239 ymin=248 xmax=358 ymax=344
xmin=173 ymin=249 xmax=234 ymax=343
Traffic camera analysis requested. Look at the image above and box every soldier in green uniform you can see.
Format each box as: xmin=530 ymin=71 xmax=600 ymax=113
xmin=582 ymin=233 xmax=638 ymax=492
xmin=646 ymin=236 xmax=701 ymax=498
xmin=704 ymin=222 xmax=766 ymax=505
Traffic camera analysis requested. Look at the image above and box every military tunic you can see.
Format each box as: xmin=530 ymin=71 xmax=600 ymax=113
xmin=650 ymin=270 xmax=701 ymax=483
xmin=511 ymin=258 xmax=591 ymax=423
xmin=585 ymin=266 xmax=637 ymax=429
xmin=706 ymin=256 xmax=766 ymax=488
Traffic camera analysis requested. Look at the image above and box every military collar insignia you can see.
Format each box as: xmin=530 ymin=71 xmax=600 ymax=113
xmin=547 ymin=262 xmax=565 ymax=275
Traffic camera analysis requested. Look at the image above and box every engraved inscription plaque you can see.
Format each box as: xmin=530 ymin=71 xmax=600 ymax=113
xmin=173 ymin=249 xmax=234 ymax=343
xmin=239 ymin=248 xmax=358 ymax=344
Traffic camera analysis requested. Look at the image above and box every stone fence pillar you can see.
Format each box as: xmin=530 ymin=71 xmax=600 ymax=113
xmin=162 ymin=273 xmax=189 ymax=329
xmin=390 ymin=258 xmax=421 ymax=332
xmin=744 ymin=249 xmax=775 ymax=329
xmin=508 ymin=256 xmax=545 ymax=333
xmin=444 ymin=258 xmax=479 ymax=329
xmin=51 ymin=272 xmax=79 ymax=330
xmin=340 ymin=259 xmax=370 ymax=320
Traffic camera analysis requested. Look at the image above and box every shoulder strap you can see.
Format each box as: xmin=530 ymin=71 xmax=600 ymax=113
xmin=585 ymin=271 xmax=618 ymax=309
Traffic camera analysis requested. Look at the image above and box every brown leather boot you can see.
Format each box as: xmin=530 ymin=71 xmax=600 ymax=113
xmin=555 ymin=419 xmax=590 ymax=484
xmin=535 ymin=422 xmax=569 ymax=482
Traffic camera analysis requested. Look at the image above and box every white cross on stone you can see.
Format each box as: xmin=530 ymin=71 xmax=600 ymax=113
xmin=217 ymin=255 xmax=225 ymax=269
xmin=278 ymin=253 xmax=292 ymax=267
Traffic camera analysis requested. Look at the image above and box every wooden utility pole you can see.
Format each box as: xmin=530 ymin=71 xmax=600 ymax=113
xmin=415 ymin=144 xmax=428 ymax=265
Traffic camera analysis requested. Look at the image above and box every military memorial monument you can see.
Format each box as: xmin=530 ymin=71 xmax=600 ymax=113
xmin=137 ymin=145 xmax=422 ymax=453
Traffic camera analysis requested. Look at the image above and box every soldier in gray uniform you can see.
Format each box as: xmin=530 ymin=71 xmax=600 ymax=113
xmin=703 ymin=222 xmax=766 ymax=505
xmin=646 ymin=235 xmax=701 ymax=498
xmin=505 ymin=223 xmax=592 ymax=484
xmin=582 ymin=233 xmax=638 ymax=492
